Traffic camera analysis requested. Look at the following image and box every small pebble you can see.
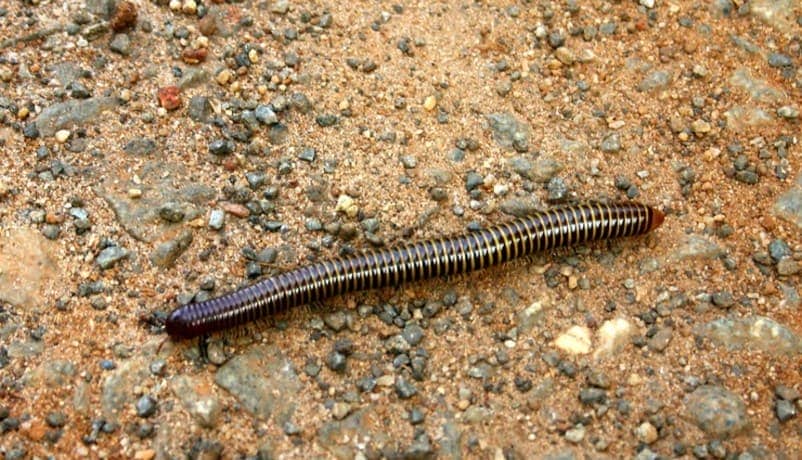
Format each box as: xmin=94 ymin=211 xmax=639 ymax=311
xmin=635 ymin=421 xmax=658 ymax=444
xmin=208 ymin=209 xmax=225 ymax=230
xmin=135 ymin=395 xmax=158 ymax=418
xmin=54 ymin=130 xmax=71 ymax=143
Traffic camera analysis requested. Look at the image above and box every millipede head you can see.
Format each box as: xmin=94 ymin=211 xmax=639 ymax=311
xmin=165 ymin=308 xmax=194 ymax=340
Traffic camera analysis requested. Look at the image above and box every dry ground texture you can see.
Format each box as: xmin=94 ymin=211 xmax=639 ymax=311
xmin=1 ymin=0 xmax=801 ymax=459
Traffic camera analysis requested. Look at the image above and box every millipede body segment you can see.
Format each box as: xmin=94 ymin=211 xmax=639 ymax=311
xmin=165 ymin=202 xmax=664 ymax=339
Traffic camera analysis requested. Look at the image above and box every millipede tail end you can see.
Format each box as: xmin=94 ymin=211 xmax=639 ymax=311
xmin=649 ymin=208 xmax=665 ymax=232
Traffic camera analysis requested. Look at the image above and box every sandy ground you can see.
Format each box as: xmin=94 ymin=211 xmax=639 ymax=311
xmin=0 ymin=0 xmax=801 ymax=459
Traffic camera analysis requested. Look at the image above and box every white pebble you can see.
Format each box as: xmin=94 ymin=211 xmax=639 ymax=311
xmin=54 ymin=129 xmax=70 ymax=143
xmin=554 ymin=325 xmax=591 ymax=354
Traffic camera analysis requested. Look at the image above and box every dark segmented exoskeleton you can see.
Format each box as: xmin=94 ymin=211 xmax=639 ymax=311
xmin=165 ymin=202 xmax=664 ymax=339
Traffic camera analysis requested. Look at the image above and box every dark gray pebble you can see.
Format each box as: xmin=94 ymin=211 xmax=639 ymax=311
xmin=46 ymin=412 xmax=67 ymax=427
xmin=402 ymin=324 xmax=424 ymax=346
xmin=255 ymin=105 xmax=278 ymax=125
xmin=135 ymin=395 xmax=158 ymax=418
xmin=316 ymin=114 xmax=338 ymax=127
xmin=711 ymin=291 xmax=735 ymax=308
xmin=123 ymin=138 xmax=157 ymax=156
xmin=767 ymin=53 xmax=792 ymax=68
xmin=356 ymin=376 xmax=376 ymax=393
xmin=209 ymin=139 xmax=234 ymax=156
xmin=395 ymin=376 xmax=417 ymax=399
xmin=158 ymin=202 xmax=185 ymax=223
xmin=188 ymin=96 xmax=212 ymax=123
xmin=41 ymin=224 xmax=60 ymax=240
xmin=298 ymin=147 xmax=316 ymax=162
xmin=547 ymin=177 xmax=568 ymax=202
xmin=409 ymin=407 xmax=425 ymax=425
xmin=579 ymin=387 xmax=607 ymax=405
xmin=768 ymin=239 xmax=791 ymax=262
xmin=109 ymin=33 xmax=131 ymax=55
xmin=245 ymin=261 xmax=262 ymax=278
xmin=326 ymin=351 xmax=347 ymax=372
xmin=283 ymin=420 xmax=301 ymax=435
xmin=334 ymin=339 xmax=354 ymax=355
xmin=775 ymin=399 xmax=797 ymax=422
xmin=465 ymin=172 xmax=483 ymax=191
xmin=245 ymin=171 xmax=266 ymax=189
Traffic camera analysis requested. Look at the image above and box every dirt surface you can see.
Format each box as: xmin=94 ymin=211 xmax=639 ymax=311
xmin=1 ymin=0 xmax=801 ymax=459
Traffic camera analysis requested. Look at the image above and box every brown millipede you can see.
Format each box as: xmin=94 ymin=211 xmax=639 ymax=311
xmin=165 ymin=202 xmax=664 ymax=339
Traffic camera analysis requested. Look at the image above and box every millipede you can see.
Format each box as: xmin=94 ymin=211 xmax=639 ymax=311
xmin=165 ymin=202 xmax=664 ymax=339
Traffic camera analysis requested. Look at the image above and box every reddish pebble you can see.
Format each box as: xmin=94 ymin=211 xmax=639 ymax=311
xmin=45 ymin=212 xmax=64 ymax=224
xmin=198 ymin=15 xmax=217 ymax=36
xmin=222 ymin=157 xmax=239 ymax=171
xmin=221 ymin=202 xmax=250 ymax=218
xmin=110 ymin=1 xmax=137 ymax=31
xmin=157 ymin=86 xmax=181 ymax=110
xmin=182 ymin=48 xmax=208 ymax=64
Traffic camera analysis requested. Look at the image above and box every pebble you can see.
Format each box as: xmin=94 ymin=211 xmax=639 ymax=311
xmin=323 ymin=311 xmax=347 ymax=331
xmin=208 ymin=209 xmax=225 ymax=230
xmin=209 ymin=139 xmax=234 ymax=156
xmin=579 ymin=387 xmax=606 ymax=405
xmin=109 ymin=33 xmax=131 ymax=55
xmin=124 ymin=138 xmax=157 ymax=156
xmin=774 ymin=174 xmax=802 ymax=229
xmin=768 ymin=239 xmax=791 ymax=262
xmin=699 ymin=316 xmax=802 ymax=355
xmin=326 ymin=351 xmax=347 ymax=372
xmin=564 ymin=424 xmax=585 ymax=443
xmin=95 ymin=246 xmax=128 ymax=270
xmin=635 ymin=421 xmax=658 ymax=444
xmin=395 ymin=376 xmax=417 ymax=399
xmin=335 ymin=194 xmax=359 ymax=218
xmin=150 ymin=230 xmax=193 ymax=268
xmin=298 ymin=147 xmax=316 ymax=162
xmin=402 ymin=323 xmax=424 ymax=346
xmin=637 ymin=70 xmax=672 ymax=92
xmin=331 ymin=402 xmax=351 ymax=420
xmin=554 ymin=326 xmax=591 ymax=354
xmin=423 ymin=95 xmax=437 ymax=111
xmin=767 ymin=53 xmax=792 ymax=68
xmin=777 ymin=258 xmax=800 ymax=275
xmin=508 ymin=156 xmax=563 ymax=182
xmin=216 ymin=69 xmax=232 ymax=85
xmin=711 ymin=291 xmax=734 ymax=308
xmin=684 ymin=386 xmax=750 ymax=438
xmin=54 ymin=130 xmax=70 ymax=143
xmin=255 ymin=105 xmax=278 ymax=125
xmin=135 ymin=395 xmax=158 ymax=418
xmin=775 ymin=399 xmax=797 ymax=422
xmin=499 ymin=197 xmax=542 ymax=217
xmin=487 ymin=113 xmax=529 ymax=151
xmin=546 ymin=177 xmax=568 ymax=202
xmin=188 ymin=96 xmax=212 ymax=122
xmin=600 ymin=133 xmax=621 ymax=153
xmin=647 ymin=327 xmax=672 ymax=352
xmin=316 ymin=114 xmax=338 ymax=127
xmin=777 ymin=106 xmax=799 ymax=119
xmin=464 ymin=171 xmax=483 ymax=191
xmin=593 ymin=318 xmax=633 ymax=359
xmin=691 ymin=119 xmax=711 ymax=135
